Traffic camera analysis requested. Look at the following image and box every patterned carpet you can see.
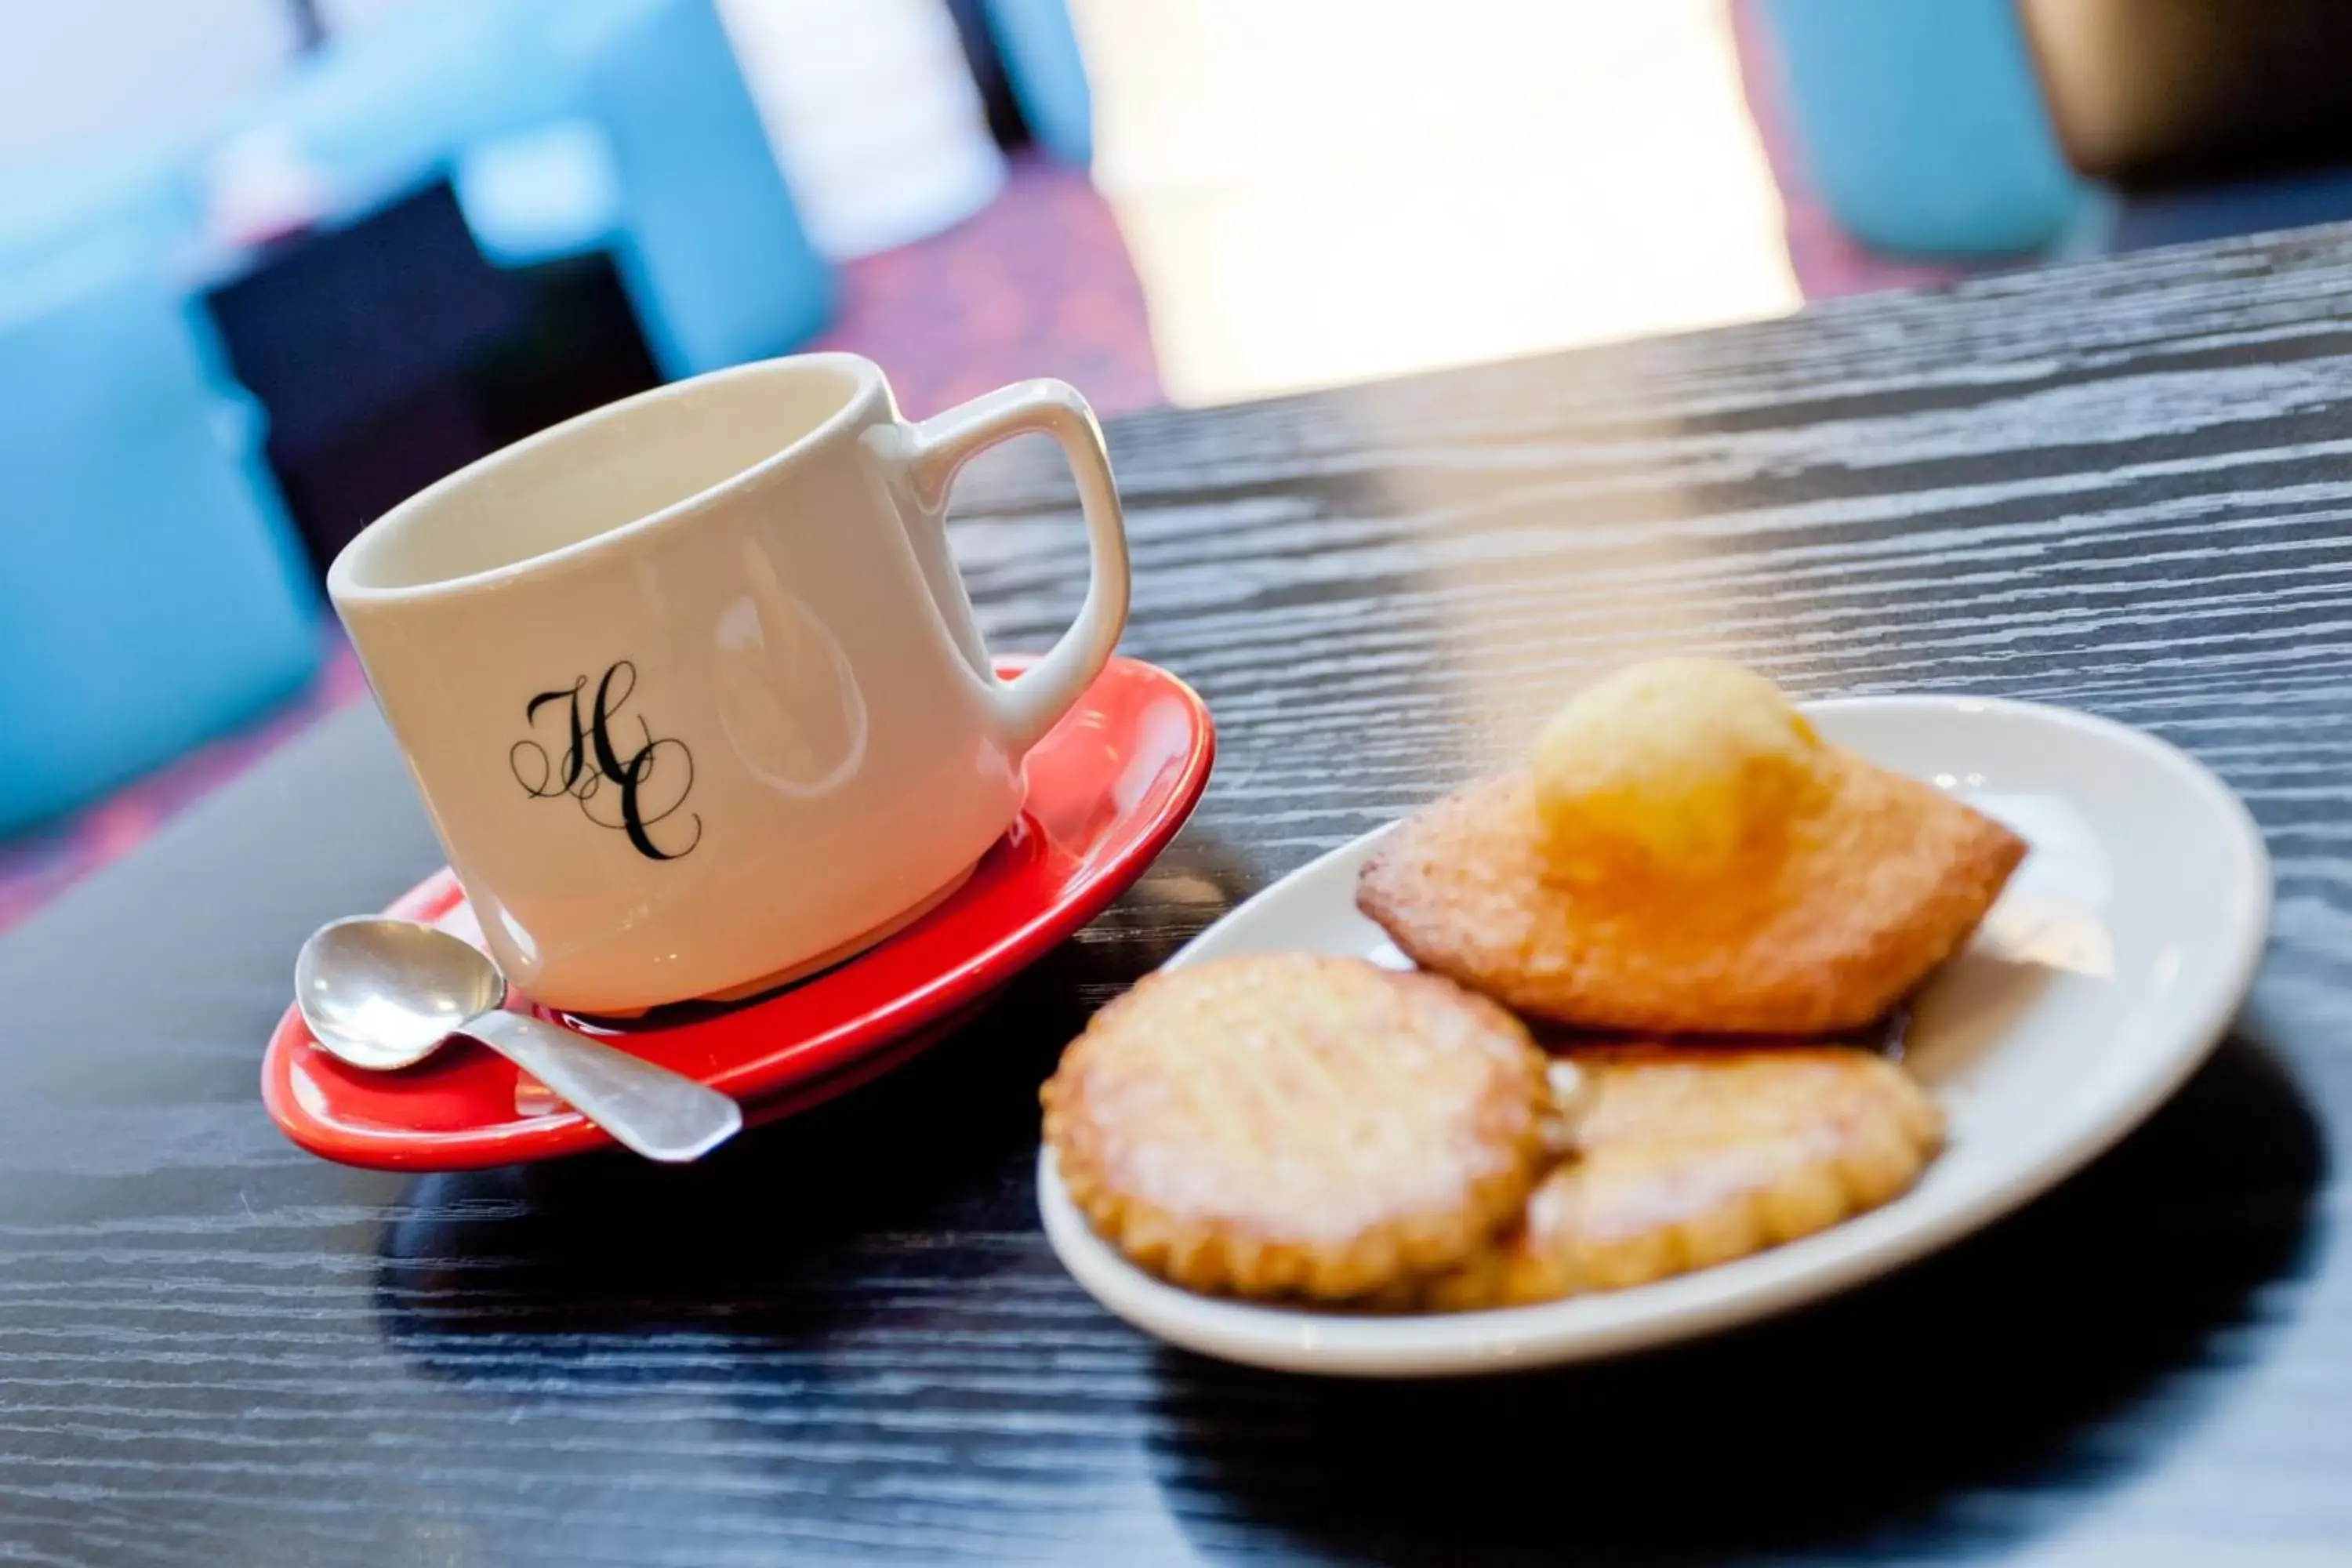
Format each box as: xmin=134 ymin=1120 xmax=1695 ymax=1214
xmin=804 ymin=154 xmax=1163 ymax=420
xmin=0 ymin=27 xmax=1947 ymax=933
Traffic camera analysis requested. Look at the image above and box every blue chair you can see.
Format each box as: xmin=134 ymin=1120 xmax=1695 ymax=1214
xmin=1761 ymin=0 xmax=2084 ymax=256
xmin=209 ymin=0 xmax=568 ymax=214
xmin=983 ymin=0 xmax=1094 ymax=166
xmin=0 ymin=140 xmax=204 ymax=283
xmin=453 ymin=118 xmax=624 ymax=268
xmin=557 ymin=0 xmax=835 ymax=377
xmin=0 ymin=240 xmax=318 ymax=833
xmin=225 ymin=0 xmax=832 ymax=379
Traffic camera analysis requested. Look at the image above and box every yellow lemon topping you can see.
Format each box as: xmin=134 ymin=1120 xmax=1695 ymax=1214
xmin=1533 ymin=657 xmax=1829 ymax=881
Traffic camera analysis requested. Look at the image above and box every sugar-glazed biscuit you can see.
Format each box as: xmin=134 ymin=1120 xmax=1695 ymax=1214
xmin=1422 ymin=1045 xmax=1943 ymax=1309
xmin=1356 ymin=756 xmax=2025 ymax=1036
xmin=1043 ymin=955 xmax=1553 ymax=1301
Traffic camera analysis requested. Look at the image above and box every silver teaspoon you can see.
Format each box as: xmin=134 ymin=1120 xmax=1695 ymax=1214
xmin=293 ymin=916 xmax=742 ymax=1163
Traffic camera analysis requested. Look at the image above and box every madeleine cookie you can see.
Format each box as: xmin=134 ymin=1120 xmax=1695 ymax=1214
xmin=1356 ymin=759 xmax=2024 ymax=1035
xmin=1362 ymin=658 xmax=2024 ymax=1035
xmin=1042 ymin=955 xmax=1554 ymax=1301
xmin=1424 ymin=1045 xmax=1944 ymax=1309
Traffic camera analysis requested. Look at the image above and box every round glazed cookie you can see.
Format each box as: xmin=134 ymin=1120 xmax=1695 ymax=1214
xmin=1041 ymin=955 xmax=1554 ymax=1301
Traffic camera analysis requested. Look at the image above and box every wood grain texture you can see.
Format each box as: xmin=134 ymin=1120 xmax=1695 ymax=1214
xmin=5 ymin=227 xmax=2352 ymax=1564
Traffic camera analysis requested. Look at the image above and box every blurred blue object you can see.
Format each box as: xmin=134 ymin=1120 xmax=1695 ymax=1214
xmin=1761 ymin=0 xmax=2083 ymax=256
xmin=561 ymin=0 xmax=834 ymax=377
xmin=453 ymin=118 xmax=624 ymax=267
xmin=983 ymin=0 xmax=1094 ymax=166
xmin=224 ymin=0 xmax=831 ymax=377
xmin=0 ymin=241 xmax=318 ymax=834
xmin=0 ymin=140 xmax=203 ymax=281
xmin=210 ymin=1 xmax=565 ymax=213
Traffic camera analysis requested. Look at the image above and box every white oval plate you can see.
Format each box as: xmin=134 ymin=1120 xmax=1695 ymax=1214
xmin=1038 ymin=696 xmax=2272 ymax=1377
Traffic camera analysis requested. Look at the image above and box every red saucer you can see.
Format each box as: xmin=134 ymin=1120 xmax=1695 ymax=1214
xmin=262 ymin=655 xmax=1214 ymax=1170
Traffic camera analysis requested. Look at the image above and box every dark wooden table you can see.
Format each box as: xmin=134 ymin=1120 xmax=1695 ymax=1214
xmin=8 ymin=227 xmax=2352 ymax=1565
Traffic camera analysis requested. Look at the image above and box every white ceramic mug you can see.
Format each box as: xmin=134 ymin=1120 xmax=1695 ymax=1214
xmin=328 ymin=353 xmax=1130 ymax=1013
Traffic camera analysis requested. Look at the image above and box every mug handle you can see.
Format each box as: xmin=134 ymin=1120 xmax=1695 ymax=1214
xmin=900 ymin=380 xmax=1132 ymax=757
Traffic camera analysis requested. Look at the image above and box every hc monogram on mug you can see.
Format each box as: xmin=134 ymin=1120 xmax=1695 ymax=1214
xmin=328 ymin=354 xmax=1131 ymax=1013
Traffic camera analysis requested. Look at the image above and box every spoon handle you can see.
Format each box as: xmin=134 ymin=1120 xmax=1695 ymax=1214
xmin=463 ymin=1010 xmax=743 ymax=1162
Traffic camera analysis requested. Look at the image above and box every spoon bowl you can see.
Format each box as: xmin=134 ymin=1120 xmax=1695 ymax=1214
xmin=296 ymin=917 xmax=506 ymax=1069
xmin=292 ymin=916 xmax=743 ymax=1161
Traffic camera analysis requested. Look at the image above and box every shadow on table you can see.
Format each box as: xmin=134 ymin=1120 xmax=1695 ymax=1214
xmin=368 ymin=953 xmax=1087 ymax=1357
xmin=366 ymin=846 xmax=1258 ymax=1364
xmin=1143 ymin=1033 xmax=2328 ymax=1566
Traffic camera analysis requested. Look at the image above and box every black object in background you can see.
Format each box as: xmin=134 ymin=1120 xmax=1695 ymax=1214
xmin=2024 ymin=0 xmax=2352 ymax=187
xmin=944 ymin=0 xmax=1033 ymax=151
xmin=205 ymin=182 xmax=661 ymax=581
